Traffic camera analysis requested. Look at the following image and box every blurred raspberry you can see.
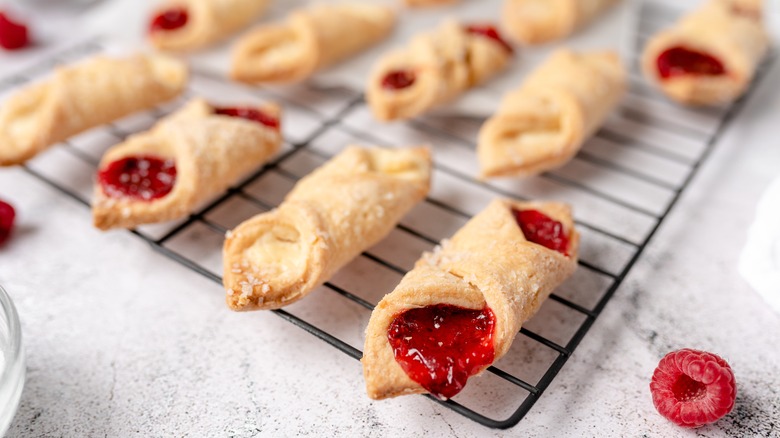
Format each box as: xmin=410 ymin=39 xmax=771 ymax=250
xmin=0 ymin=11 xmax=29 ymax=50
xmin=0 ymin=199 xmax=15 ymax=245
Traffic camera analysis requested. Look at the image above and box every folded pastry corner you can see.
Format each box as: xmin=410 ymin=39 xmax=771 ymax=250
xmin=478 ymin=48 xmax=626 ymax=178
xmin=502 ymin=0 xmax=620 ymax=45
xmin=223 ymin=145 xmax=432 ymax=311
xmin=92 ymin=98 xmax=282 ymax=230
xmin=362 ymin=199 xmax=578 ymax=400
xmin=231 ymin=3 xmax=396 ymax=83
xmin=367 ymin=19 xmax=514 ymax=122
xmin=641 ymin=0 xmax=768 ymax=106
xmin=149 ymin=0 xmax=271 ymax=51
xmin=0 ymin=53 xmax=187 ymax=167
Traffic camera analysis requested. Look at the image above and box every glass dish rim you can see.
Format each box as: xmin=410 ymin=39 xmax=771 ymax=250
xmin=0 ymin=285 xmax=23 ymax=374
xmin=0 ymin=284 xmax=24 ymax=432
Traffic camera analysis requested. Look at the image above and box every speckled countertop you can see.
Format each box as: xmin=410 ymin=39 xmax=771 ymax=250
xmin=1 ymin=1 xmax=780 ymax=437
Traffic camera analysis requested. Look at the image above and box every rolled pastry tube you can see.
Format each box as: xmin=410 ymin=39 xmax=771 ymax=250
xmin=92 ymin=98 xmax=282 ymax=230
xmin=223 ymin=146 xmax=432 ymax=311
xmin=0 ymin=54 xmax=187 ymax=167
xmin=362 ymin=199 xmax=579 ymax=400
xmin=478 ymin=49 xmax=626 ymax=178
xmin=502 ymin=0 xmax=620 ymax=45
xmin=367 ymin=19 xmax=514 ymax=121
xmin=231 ymin=3 xmax=396 ymax=83
xmin=641 ymin=0 xmax=769 ymax=106
xmin=148 ymin=0 xmax=271 ymax=51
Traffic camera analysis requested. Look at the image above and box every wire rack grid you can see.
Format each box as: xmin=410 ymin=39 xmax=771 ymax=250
xmin=3 ymin=3 xmax=775 ymax=430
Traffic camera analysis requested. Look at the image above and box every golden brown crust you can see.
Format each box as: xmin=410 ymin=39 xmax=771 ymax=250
xmin=367 ymin=19 xmax=513 ymax=121
xmin=478 ymin=49 xmax=626 ymax=178
xmin=641 ymin=0 xmax=769 ymax=106
xmin=223 ymin=146 xmax=432 ymax=311
xmin=92 ymin=98 xmax=282 ymax=230
xmin=502 ymin=0 xmax=619 ymax=45
xmin=231 ymin=3 xmax=396 ymax=83
xmin=149 ymin=0 xmax=271 ymax=51
xmin=0 ymin=54 xmax=187 ymax=167
xmin=362 ymin=199 xmax=579 ymax=400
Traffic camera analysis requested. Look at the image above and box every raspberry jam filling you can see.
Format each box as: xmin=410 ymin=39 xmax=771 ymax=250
xmin=0 ymin=200 xmax=15 ymax=246
xmin=98 ymin=155 xmax=177 ymax=201
xmin=214 ymin=107 xmax=280 ymax=130
xmin=465 ymin=24 xmax=513 ymax=54
xmin=387 ymin=304 xmax=495 ymax=400
xmin=513 ymin=209 xmax=570 ymax=256
xmin=657 ymin=47 xmax=726 ymax=79
xmin=150 ymin=8 xmax=189 ymax=33
xmin=381 ymin=70 xmax=417 ymax=91
xmin=0 ymin=11 xmax=29 ymax=50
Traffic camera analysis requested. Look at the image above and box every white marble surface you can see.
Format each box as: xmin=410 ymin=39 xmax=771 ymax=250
xmin=1 ymin=0 xmax=780 ymax=436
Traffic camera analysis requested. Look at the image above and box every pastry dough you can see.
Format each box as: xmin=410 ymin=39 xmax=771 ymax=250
xmin=641 ymin=0 xmax=769 ymax=106
xmin=728 ymin=0 xmax=763 ymax=17
xmin=478 ymin=49 xmax=626 ymax=178
xmin=362 ymin=199 xmax=579 ymax=400
xmin=231 ymin=3 xmax=396 ymax=83
xmin=502 ymin=0 xmax=619 ymax=45
xmin=403 ymin=0 xmax=458 ymax=7
xmin=92 ymin=98 xmax=282 ymax=230
xmin=149 ymin=0 xmax=270 ymax=51
xmin=0 ymin=54 xmax=187 ymax=167
xmin=223 ymin=146 xmax=431 ymax=311
xmin=367 ymin=19 xmax=513 ymax=121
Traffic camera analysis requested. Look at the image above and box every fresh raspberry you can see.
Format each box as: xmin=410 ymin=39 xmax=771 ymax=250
xmin=0 ymin=199 xmax=15 ymax=245
xmin=650 ymin=349 xmax=737 ymax=428
xmin=0 ymin=11 xmax=29 ymax=50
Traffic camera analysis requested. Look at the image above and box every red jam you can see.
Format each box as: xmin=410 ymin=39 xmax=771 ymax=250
xmin=513 ymin=209 xmax=570 ymax=256
xmin=214 ymin=107 xmax=280 ymax=130
xmin=0 ymin=199 xmax=15 ymax=246
xmin=657 ymin=47 xmax=726 ymax=79
xmin=149 ymin=8 xmax=189 ymax=33
xmin=466 ymin=24 xmax=513 ymax=54
xmin=387 ymin=304 xmax=495 ymax=400
xmin=97 ymin=156 xmax=177 ymax=201
xmin=0 ymin=12 xmax=29 ymax=50
xmin=381 ymin=70 xmax=417 ymax=90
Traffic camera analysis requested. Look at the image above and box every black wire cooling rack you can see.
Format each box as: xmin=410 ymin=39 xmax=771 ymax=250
xmin=3 ymin=2 xmax=775 ymax=429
